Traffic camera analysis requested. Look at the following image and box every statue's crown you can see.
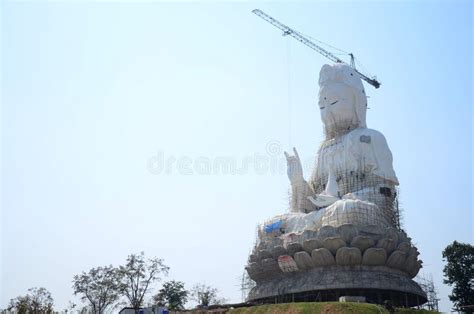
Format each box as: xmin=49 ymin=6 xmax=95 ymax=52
xmin=319 ymin=63 xmax=365 ymax=96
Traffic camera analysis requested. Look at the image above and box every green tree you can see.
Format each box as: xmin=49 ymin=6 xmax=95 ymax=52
xmin=7 ymin=296 xmax=30 ymax=314
xmin=72 ymin=265 xmax=122 ymax=313
xmin=118 ymin=252 xmax=169 ymax=314
xmin=153 ymin=280 xmax=188 ymax=310
xmin=190 ymin=283 xmax=226 ymax=309
xmin=7 ymin=287 xmax=54 ymax=314
xmin=442 ymin=241 xmax=474 ymax=312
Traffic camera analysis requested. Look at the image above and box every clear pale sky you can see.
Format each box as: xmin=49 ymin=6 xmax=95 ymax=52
xmin=1 ymin=0 xmax=472 ymax=312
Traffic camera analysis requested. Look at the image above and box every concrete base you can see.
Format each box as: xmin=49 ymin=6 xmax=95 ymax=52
xmin=248 ymin=265 xmax=427 ymax=307
xmin=339 ymin=296 xmax=366 ymax=302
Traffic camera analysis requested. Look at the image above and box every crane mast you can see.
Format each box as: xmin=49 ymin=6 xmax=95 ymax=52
xmin=252 ymin=9 xmax=381 ymax=89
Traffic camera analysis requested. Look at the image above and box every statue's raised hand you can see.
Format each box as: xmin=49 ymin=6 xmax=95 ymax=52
xmin=284 ymin=147 xmax=304 ymax=184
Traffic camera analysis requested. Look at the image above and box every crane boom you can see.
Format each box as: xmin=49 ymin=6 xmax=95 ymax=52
xmin=252 ymin=9 xmax=381 ymax=89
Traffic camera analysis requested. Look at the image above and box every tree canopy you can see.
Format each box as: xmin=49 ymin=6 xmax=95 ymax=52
xmin=153 ymin=280 xmax=188 ymax=310
xmin=190 ymin=283 xmax=225 ymax=309
xmin=442 ymin=241 xmax=474 ymax=312
xmin=118 ymin=252 xmax=169 ymax=313
xmin=72 ymin=265 xmax=122 ymax=314
xmin=7 ymin=287 xmax=54 ymax=314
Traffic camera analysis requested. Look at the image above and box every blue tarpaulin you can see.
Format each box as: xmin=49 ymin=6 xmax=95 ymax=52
xmin=264 ymin=220 xmax=282 ymax=233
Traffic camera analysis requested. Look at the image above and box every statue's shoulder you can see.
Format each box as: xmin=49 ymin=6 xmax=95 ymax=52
xmin=347 ymin=128 xmax=388 ymax=145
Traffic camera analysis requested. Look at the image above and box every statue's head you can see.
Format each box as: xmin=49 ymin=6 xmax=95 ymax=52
xmin=318 ymin=64 xmax=367 ymax=137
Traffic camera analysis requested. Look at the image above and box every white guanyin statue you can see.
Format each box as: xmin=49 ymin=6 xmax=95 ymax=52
xmin=273 ymin=63 xmax=400 ymax=234
xmin=247 ymin=64 xmax=425 ymax=303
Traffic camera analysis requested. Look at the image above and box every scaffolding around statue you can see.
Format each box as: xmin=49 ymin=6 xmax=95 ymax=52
xmin=245 ymin=63 xmax=426 ymax=307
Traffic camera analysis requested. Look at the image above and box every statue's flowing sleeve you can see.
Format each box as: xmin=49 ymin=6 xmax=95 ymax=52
xmin=291 ymin=178 xmax=315 ymax=212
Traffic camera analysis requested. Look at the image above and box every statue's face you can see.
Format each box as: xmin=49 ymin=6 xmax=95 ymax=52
xmin=319 ymin=82 xmax=357 ymax=127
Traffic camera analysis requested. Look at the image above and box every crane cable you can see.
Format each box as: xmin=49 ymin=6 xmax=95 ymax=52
xmin=298 ymin=30 xmax=349 ymax=56
xmin=285 ymin=33 xmax=346 ymax=150
xmin=286 ymin=37 xmax=292 ymax=149
xmin=355 ymin=57 xmax=374 ymax=80
xmin=303 ymin=31 xmax=376 ymax=79
xmin=298 ymin=29 xmax=377 ymax=78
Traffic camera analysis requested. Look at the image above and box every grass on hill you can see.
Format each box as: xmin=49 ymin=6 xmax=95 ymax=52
xmin=228 ymin=302 xmax=439 ymax=314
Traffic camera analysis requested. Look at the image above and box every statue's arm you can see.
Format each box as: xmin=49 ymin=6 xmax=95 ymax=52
xmin=290 ymin=178 xmax=315 ymax=212
xmin=285 ymin=148 xmax=316 ymax=212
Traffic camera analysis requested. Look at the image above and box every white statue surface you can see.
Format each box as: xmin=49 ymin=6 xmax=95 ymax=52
xmin=246 ymin=64 xmax=425 ymax=303
xmin=274 ymin=63 xmax=400 ymax=234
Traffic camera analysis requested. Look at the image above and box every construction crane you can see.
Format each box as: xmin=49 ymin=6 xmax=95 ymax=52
xmin=252 ymin=9 xmax=381 ymax=89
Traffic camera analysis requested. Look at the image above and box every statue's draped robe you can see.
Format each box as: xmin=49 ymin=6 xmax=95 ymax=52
xmin=311 ymin=127 xmax=399 ymax=191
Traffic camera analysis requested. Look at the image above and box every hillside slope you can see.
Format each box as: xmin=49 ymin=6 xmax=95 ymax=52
xmin=228 ymin=302 xmax=438 ymax=314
